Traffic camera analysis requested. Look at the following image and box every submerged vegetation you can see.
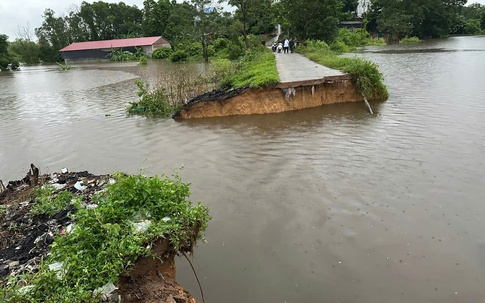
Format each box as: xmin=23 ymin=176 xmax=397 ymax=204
xmin=399 ymin=36 xmax=422 ymax=43
xmin=1 ymin=173 xmax=210 ymax=303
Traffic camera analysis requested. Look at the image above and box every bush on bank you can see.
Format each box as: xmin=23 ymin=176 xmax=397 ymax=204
xmin=1 ymin=173 xmax=210 ymax=303
xmin=127 ymin=79 xmax=182 ymax=117
xmin=298 ymin=39 xmax=388 ymax=101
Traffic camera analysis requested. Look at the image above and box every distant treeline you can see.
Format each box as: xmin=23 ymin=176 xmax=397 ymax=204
xmin=1 ymin=0 xmax=485 ymax=67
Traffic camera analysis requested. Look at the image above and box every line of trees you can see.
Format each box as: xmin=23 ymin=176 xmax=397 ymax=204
xmin=1 ymin=0 xmax=485 ymax=68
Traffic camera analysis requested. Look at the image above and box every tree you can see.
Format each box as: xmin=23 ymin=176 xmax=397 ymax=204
xmin=0 ymin=34 xmax=20 ymax=71
xmin=191 ymin=0 xmax=215 ymax=62
xmin=35 ymin=9 xmax=70 ymax=61
xmin=279 ymin=0 xmax=343 ymax=42
xmin=8 ymin=39 xmax=40 ymax=64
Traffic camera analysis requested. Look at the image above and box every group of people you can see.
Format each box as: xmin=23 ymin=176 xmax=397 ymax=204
xmin=272 ymin=38 xmax=297 ymax=54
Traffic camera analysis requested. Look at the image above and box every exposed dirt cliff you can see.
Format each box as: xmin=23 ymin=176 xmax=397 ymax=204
xmin=173 ymin=75 xmax=363 ymax=119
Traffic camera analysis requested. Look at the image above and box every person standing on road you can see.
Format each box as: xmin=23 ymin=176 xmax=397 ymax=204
xmin=289 ymin=38 xmax=295 ymax=53
xmin=283 ymin=38 xmax=289 ymax=53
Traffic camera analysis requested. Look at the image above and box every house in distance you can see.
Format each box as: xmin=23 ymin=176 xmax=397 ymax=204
xmin=60 ymin=36 xmax=171 ymax=63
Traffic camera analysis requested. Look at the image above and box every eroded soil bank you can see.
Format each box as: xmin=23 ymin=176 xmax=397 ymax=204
xmin=0 ymin=166 xmax=199 ymax=303
xmin=173 ymin=75 xmax=363 ymax=119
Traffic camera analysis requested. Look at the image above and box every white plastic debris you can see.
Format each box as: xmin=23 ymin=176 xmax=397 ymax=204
xmin=94 ymin=282 xmax=118 ymax=300
xmin=108 ymin=178 xmax=116 ymax=185
xmin=51 ymin=183 xmax=66 ymax=190
xmin=162 ymin=217 xmax=171 ymax=222
xmin=132 ymin=221 xmax=151 ymax=233
xmin=74 ymin=181 xmax=86 ymax=191
xmin=18 ymin=285 xmax=35 ymax=295
xmin=48 ymin=262 xmax=66 ymax=279
xmin=66 ymin=224 xmax=74 ymax=234
xmin=61 ymin=167 xmax=69 ymax=174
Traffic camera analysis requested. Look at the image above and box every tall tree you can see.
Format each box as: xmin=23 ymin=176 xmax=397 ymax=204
xmin=0 ymin=34 xmax=20 ymax=70
xmin=279 ymin=0 xmax=343 ymax=42
xmin=35 ymin=9 xmax=70 ymax=61
xmin=191 ymin=0 xmax=215 ymax=62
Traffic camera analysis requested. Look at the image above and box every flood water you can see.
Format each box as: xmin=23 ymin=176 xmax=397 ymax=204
xmin=1 ymin=36 xmax=485 ymax=303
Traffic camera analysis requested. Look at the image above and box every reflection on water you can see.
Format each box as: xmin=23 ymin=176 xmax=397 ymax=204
xmin=1 ymin=37 xmax=485 ymax=303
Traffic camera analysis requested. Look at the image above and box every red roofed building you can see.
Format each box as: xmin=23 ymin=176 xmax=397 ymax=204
xmin=60 ymin=36 xmax=171 ymax=63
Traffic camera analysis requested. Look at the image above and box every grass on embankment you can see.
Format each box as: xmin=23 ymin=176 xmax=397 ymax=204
xmin=298 ymin=40 xmax=388 ymax=101
xmin=210 ymin=46 xmax=280 ymax=89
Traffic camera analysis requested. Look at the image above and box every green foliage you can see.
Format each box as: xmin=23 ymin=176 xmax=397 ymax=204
xmin=1 ymin=173 xmax=209 ymax=303
xmin=399 ymin=36 xmax=421 ymax=43
xmin=168 ymin=50 xmax=188 ymax=62
xmin=278 ymin=0 xmax=342 ymax=42
xmin=208 ymin=58 xmax=236 ymax=85
xmin=186 ymin=42 xmax=203 ymax=57
xmin=0 ymin=34 xmax=20 ymax=71
xmin=464 ymin=19 xmax=483 ymax=35
xmin=152 ymin=47 xmax=173 ymax=59
xmin=225 ymin=46 xmax=280 ymax=88
xmin=368 ymin=0 xmax=467 ymax=39
xmin=56 ymin=62 xmax=73 ymax=71
xmin=139 ymin=56 xmax=148 ymax=65
xmin=8 ymin=39 xmax=40 ymax=64
xmin=300 ymin=40 xmax=388 ymax=101
xmin=109 ymin=47 xmax=146 ymax=62
xmin=127 ymin=79 xmax=181 ymax=117
xmin=30 ymin=187 xmax=77 ymax=216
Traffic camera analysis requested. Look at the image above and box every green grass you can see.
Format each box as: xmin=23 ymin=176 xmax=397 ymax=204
xmin=298 ymin=40 xmax=388 ymax=101
xmin=30 ymin=185 xmax=77 ymax=216
xmin=216 ymin=46 xmax=280 ymax=89
xmin=1 ymin=173 xmax=210 ymax=303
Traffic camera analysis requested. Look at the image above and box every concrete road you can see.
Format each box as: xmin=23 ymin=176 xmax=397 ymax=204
xmin=273 ymin=51 xmax=345 ymax=84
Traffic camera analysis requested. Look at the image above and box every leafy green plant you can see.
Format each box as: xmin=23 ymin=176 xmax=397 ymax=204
xmin=127 ymin=79 xmax=182 ymax=117
xmin=168 ymin=50 xmax=188 ymax=62
xmin=1 ymin=173 xmax=210 ymax=303
xmin=139 ymin=56 xmax=148 ymax=65
xmin=152 ymin=47 xmax=173 ymax=59
xmin=56 ymin=62 xmax=72 ymax=71
xmin=30 ymin=186 xmax=76 ymax=216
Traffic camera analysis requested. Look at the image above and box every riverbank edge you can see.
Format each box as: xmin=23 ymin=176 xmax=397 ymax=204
xmin=0 ymin=167 xmax=203 ymax=303
xmin=173 ymin=74 xmax=363 ymax=119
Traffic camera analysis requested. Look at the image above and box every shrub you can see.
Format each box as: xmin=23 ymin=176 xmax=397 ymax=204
xmin=152 ymin=47 xmax=172 ymax=59
xmin=127 ymin=79 xmax=182 ymax=117
xmin=168 ymin=50 xmax=188 ymax=62
xmin=186 ymin=42 xmax=203 ymax=57
xmin=212 ymin=38 xmax=229 ymax=51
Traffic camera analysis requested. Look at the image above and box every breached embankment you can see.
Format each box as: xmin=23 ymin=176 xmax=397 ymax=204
xmin=0 ymin=165 xmax=205 ymax=303
xmin=173 ymin=74 xmax=363 ymax=119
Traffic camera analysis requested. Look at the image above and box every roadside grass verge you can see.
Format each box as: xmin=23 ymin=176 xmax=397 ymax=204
xmin=298 ymin=40 xmax=388 ymax=101
xmin=210 ymin=46 xmax=280 ymax=89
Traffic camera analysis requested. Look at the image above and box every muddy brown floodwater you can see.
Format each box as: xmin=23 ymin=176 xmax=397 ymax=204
xmin=1 ymin=36 xmax=485 ymax=303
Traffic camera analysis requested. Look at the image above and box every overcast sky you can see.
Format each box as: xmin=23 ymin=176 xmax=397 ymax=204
xmin=2 ymin=0 xmax=485 ymax=41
